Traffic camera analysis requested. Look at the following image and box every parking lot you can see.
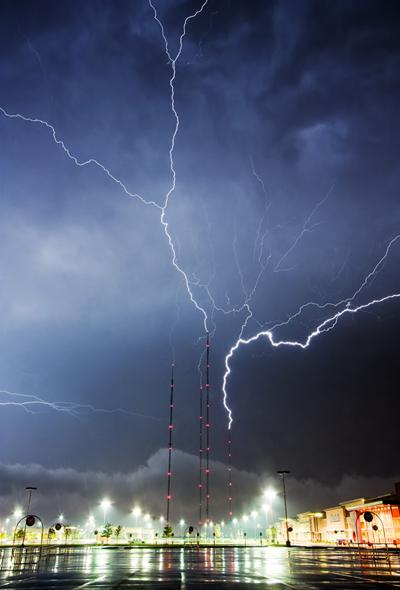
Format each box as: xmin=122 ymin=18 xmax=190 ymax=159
xmin=0 ymin=545 xmax=399 ymax=588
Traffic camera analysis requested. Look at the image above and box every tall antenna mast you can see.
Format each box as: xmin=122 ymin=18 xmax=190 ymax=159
xmin=228 ymin=430 xmax=233 ymax=519
xmin=166 ymin=363 xmax=174 ymax=525
xmin=205 ymin=332 xmax=211 ymax=523
xmin=198 ymin=383 xmax=203 ymax=525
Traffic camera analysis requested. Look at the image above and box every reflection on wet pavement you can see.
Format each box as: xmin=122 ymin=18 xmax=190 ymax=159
xmin=0 ymin=546 xmax=399 ymax=588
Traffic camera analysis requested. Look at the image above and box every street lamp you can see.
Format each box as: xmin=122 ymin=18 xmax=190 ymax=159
xmin=263 ymin=488 xmax=276 ymax=527
xmin=251 ymin=511 xmax=258 ymax=539
xmin=263 ymin=488 xmax=277 ymax=502
xmin=232 ymin=517 xmax=238 ymax=539
xmin=262 ymin=503 xmax=271 ymax=532
xmin=277 ymin=470 xmax=291 ymax=547
xmin=179 ymin=519 xmax=185 ymax=537
xmin=100 ymin=498 xmax=112 ymax=525
xmin=132 ymin=506 xmax=141 ymax=527
xmin=25 ymin=486 xmax=37 ymax=515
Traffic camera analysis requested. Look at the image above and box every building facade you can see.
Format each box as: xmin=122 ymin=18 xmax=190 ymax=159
xmin=272 ymin=482 xmax=400 ymax=546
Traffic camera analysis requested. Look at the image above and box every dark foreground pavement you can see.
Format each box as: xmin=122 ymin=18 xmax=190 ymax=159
xmin=0 ymin=545 xmax=400 ymax=589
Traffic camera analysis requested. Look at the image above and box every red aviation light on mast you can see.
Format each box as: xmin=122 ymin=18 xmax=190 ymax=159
xmin=198 ymin=383 xmax=203 ymax=525
xmin=165 ymin=363 xmax=175 ymax=526
xmin=205 ymin=332 xmax=211 ymax=524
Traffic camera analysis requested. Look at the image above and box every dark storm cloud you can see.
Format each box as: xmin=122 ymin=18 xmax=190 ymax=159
xmin=0 ymin=452 xmax=398 ymax=523
xmin=0 ymin=0 xmax=400 ymax=522
xmin=0 ymin=450 xmax=260 ymax=523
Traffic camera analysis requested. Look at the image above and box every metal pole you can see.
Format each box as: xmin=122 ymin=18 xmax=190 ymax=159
xmin=199 ymin=384 xmax=203 ymax=526
xmin=228 ymin=430 xmax=233 ymax=519
xmin=205 ymin=332 xmax=210 ymax=524
xmin=166 ymin=363 xmax=174 ymax=525
xmin=277 ymin=470 xmax=290 ymax=547
xmin=23 ymin=486 xmax=37 ymax=547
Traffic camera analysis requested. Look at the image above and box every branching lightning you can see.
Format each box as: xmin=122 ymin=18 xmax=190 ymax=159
xmin=1 ymin=1 xmax=400 ymax=446
xmin=274 ymin=183 xmax=335 ymax=272
xmin=0 ymin=389 xmax=158 ymax=420
xmin=0 ymin=0 xmax=210 ymax=333
xmin=0 ymin=1 xmax=212 ymax=419
xmin=0 ymin=107 xmax=160 ymax=208
xmin=222 ymin=234 xmax=400 ymax=428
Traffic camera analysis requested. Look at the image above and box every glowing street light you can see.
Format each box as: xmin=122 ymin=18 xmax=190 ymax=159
xmin=263 ymin=488 xmax=276 ymax=526
xmin=262 ymin=504 xmax=272 ymax=526
xmin=100 ymin=498 xmax=112 ymax=525
xmin=263 ymin=488 xmax=277 ymax=502
xmin=232 ymin=517 xmax=238 ymax=538
xmin=251 ymin=510 xmax=258 ymax=539
xmin=132 ymin=506 xmax=141 ymax=518
xmin=179 ymin=518 xmax=185 ymax=536
xmin=58 ymin=514 xmax=64 ymax=522
xmin=132 ymin=506 xmax=142 ymax=527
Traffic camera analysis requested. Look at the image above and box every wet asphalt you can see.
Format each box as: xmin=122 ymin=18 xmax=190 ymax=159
xmin=0 ymin=545 xmax=399 ymax=588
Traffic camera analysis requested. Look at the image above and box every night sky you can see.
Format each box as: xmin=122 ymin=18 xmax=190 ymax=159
xmin=0 ymin=0 xmax=400 ymax=524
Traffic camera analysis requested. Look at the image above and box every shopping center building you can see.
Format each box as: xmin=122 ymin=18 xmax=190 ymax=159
xmin=275 ymin=481 xmax=400 ymax=546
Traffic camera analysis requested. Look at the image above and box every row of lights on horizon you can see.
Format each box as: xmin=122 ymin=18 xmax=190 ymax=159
xmin=4 ymin=487 xmax=278 ymax=530
xmin=98 ymin=487 xmax=278 ymax=527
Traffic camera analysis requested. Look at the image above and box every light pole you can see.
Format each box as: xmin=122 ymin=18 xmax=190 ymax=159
xmin=22 ymin=486 xmax=37 ymax=546
xmin=251 ymin=511 xmax=258 ymax=540
xmin=100 ymin=498 xmax=111 ymax=526
xmin=232 ymin=517 xmax=238 ymax=540
xmin=263 ymin=487 xmax=277 ymax=526
xmin=159 ymin=515 xmax=164 ymax=536
xmin=277 ymin=470 xmax=291 ymax=547
xmin=25 ymin=486 xmax=37 ymax=516
xmin=132 ymin=506 xmax=141 ymax=528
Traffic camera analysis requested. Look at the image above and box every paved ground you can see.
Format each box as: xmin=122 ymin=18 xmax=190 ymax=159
xmin=0 ymin=545 xmax=399 ymax=588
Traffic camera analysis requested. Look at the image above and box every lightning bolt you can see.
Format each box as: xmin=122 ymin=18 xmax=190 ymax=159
xmin=0 ymin=2 xmax=214 ymax=430
xmin=0 ymin=107 xmax=160 ymax=208
xmin=0 ymin=0 xmax=211 ymax=334
xmin=148 ymin=0 xmax=210 ymax=333
xmin=2 ymin=2 xmax=399 ymax=446
xmin=222 ymin=233 xmax=400 ymax=428
xmin=250 ymin=156 xmax=271 ymax=266
xmin=271 ymin=232 xmax=400 ymax=332
xmin=0 ymin=389 xmax=159 ymax=420
xmin=274 ymin=183 xmax=335 ymax=272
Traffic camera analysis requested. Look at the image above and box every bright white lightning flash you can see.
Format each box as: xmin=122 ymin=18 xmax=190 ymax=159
xmin=0 ymin=1 xmax=211 ymax=416
xmin=0 ymin=389 xmax=158 ymax=420
xmin=149 ymin=0 xmax=210 ymax=333
xmin=222 ymin=233 xmax=400 ymax=428
xmin=0 ymin=0 xmax=210 ymax=333
xmin=1 ymin=2 xmax=400 ymax=434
